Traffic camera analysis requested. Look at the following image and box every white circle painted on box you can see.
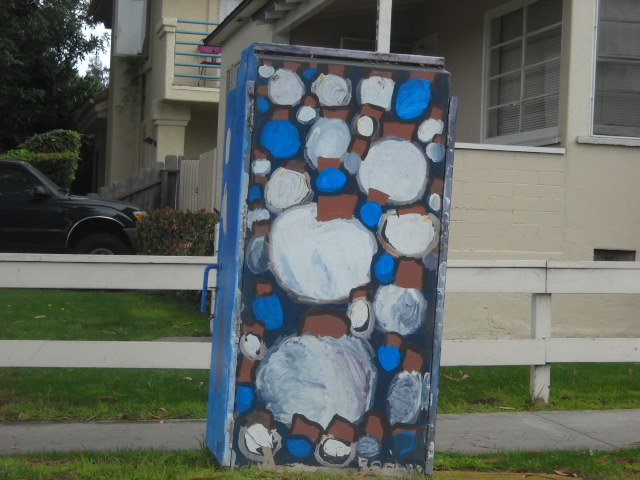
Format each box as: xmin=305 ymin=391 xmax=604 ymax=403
xmin=296 ymin=105 xmax=318 ymax=124
xmin=358 ymin=76 xmax=395 ymax=110
xmin=357 ymin=139 xmax=428 ymax=205
xmin=374 ymin=284 xmax=427 ymax=336
xmin=269 ymin=203 xmax=377 ymax=304
xmin=312 ymin=74 xmax=352 ymax=107
xmin=256 ymin=334 xmax=376 ymax=427
xmin=247 ymin=208 xmax=270 ymax=229
xmin=379 ymin=212 xmax=439 ymax=258
xmin=268 ymin=68 xmax=305 ymax=106
xmin=426 ymin=142 xmax=446 ymax=162
xmin=429 ymin=193 xmax=442 ymax=211
xmin=356 ymin=115 xmax=375 ymax=137
xmin=342 ymin=151 xmax=362 ymax=175
xmin=417 ymin=118 xmax=444 ymax=143
xmin=264 ymin=168 xmax=312 ymax=214
xmin=305 ymin=118 xmax=351 ymax=169
xmin=348 ymin=297 xmax=374 ymax=338
xmin=251 ymin=159 xmax=271 ymax=176
xmin=258 ymin=64 xmax=275 ymax=79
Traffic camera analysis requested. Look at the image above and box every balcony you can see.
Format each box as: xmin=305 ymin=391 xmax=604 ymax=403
xmin=157 ymin=18 xmax=222 ymax=104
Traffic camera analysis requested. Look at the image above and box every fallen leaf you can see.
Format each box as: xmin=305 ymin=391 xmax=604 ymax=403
xmin=159 ymin=407 xmax=168 ymax=413
xmin=460 ymin=373 xmax=471 ymax=381
xmin=33 ymin=315 xmax=46 ymax=319
xmin=183 ymin=376 xmax=193 ymax=381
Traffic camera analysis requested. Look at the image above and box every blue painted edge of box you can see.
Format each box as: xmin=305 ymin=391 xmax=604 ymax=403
xmin=424 ymin=96 xmax=458 ymax=475
xmin=206 ymin=44 xmax=259 ymax=466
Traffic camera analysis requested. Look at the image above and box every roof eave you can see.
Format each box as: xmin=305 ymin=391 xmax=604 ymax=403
xmin=205 ymin=0 xmax=272 ymax=45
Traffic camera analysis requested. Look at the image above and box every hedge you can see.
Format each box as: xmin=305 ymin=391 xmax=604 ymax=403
xmin=19 ymin=129 xmax=81 ymax=154
xmin=2 ymin=150 xmax=79 ymax=191
xmin=2 ymin=129 xmax=82 ymax=191
xmin=136 ymin=208 xmax=219 ymax=256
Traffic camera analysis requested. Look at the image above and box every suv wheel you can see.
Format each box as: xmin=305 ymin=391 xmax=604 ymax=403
xmin=75 ymin=233 xmax=132 ymax=255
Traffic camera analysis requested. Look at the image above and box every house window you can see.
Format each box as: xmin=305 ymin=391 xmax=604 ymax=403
xmin=593 ymin=0 xmax=640 ymax=137
xmin=484 ymin=0 xmax=563 ymax=146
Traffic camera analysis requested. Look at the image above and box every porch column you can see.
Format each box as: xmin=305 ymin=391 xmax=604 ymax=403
xmin=151 ymin=101 xmax=192 ymax=167
xmin=376 ymin=0 xmax=393 ymax=53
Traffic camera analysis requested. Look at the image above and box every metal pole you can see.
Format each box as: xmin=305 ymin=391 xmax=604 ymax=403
xmin=376 ymin=0 xmax=392 ymax=53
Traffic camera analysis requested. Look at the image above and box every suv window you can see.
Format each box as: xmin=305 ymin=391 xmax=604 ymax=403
xmin=0 ymin=164 xmax=44 ymax=201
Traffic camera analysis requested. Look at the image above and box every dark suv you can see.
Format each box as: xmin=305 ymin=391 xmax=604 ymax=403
xmin=0 ymin=159 xmax=145 ymax=254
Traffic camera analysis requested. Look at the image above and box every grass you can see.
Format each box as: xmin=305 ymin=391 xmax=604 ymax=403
xmin=0 ymin=368 xmax=209 ymax=421
xmin=0 ymin=289 xmax=209 ymax=340
xmin=1 ymin=447 xmax=639 ymax=479
xmin=438 ymin=363 xmax=640 ymax=413
xmin=1 ymin=289 xmax=638 ymax=421
xmin=1 ymin=363 xmax=637 ymax=421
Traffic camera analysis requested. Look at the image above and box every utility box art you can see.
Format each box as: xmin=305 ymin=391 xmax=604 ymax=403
xmin=207 ymin=43 xmax=457 ymax=474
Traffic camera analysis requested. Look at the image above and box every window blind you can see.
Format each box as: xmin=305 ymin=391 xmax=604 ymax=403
xmin=486 ymin=0 xmax=562 ymax=144
xmin=593 ymin=0 xmax=640 ymax=137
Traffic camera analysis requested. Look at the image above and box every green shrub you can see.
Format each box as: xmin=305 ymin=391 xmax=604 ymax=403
xmin=137 ymin=208 xmax=219 ymax=256
xmin=1 ymin=129 xmax=82 ymax=191
xmin=2 ymin=150 xmax=79 ymax=191
xmin=19 ymin=129 xmax=81 ymax=154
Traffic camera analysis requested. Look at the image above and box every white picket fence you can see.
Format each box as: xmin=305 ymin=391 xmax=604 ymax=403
xmin=1 ymin=254 xmax=639 ymax=403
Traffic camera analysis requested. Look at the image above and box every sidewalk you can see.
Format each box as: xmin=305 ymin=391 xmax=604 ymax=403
xmin=1 ymin=409 xmax=638 ymax=455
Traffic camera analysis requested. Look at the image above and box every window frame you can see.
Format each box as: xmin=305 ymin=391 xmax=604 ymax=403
xmin=590 ymin=0 xmax=640 ymax=139
xmin=482 ymin=0 xmax=565 ymax=146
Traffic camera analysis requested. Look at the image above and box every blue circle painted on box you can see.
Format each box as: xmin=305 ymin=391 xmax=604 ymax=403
xmin=374 ymin=253 xmax=396 ymax=284
xmin=316 ymin=167 xmax=347 ymax=193
xmin=377 ymin=344 xmax=402 ymax=372
xmin=303 ymin=67 xmax=320 ymax=82
xmin=235 ymin=384 xmax=255 ymax=414
xmin=287 ymin=436 xmax=314 ymax=458
xmin=392 ymin=430 xmax=417 ymax=456
xmin=360 ymin=201 xmax=383 ymax=228
xmin=256 ymin=96 xmax=270 ymax=113
xmin=252 ymin=295 xmax=284 ymax=330
xmin=248 ymin=184 xmax=263 ymax=202
xmin=260 ymin=119 xmax=301 ymax=159
xmin=395 ymin=78 xmax=432 ymax=120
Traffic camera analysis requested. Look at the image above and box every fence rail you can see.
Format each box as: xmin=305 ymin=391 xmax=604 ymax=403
xmin=1 ymin=255 xmax=639 ymax=403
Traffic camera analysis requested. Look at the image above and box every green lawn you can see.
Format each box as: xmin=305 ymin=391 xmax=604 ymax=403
xmin=1 ymin=363 xmax=638 ymax=421
xmin=0 ymin=289 xmax=638 ymax=421
xmin=0 ymin=368 xmax=209 ymax=421
xmin=1 ymin=447 xmax=639 ymax=479
xmin=0 ymin=289 xmax=209 ymax=340
xmin=438 ymin=363 xmax=640 ymax=413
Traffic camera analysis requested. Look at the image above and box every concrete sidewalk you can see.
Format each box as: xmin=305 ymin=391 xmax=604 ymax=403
xmin=1 ymin=409 xmax=639 ymax=455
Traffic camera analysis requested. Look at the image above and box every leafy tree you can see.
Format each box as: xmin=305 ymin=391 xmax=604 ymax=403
xmin=0 ymin=0 xmax=107 ymax=152
xmin=85 ymin=52 xmax=110 ymax=89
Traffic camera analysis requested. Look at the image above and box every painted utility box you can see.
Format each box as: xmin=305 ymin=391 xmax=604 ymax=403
xmin=207 ymin=43 xmax=456 ymax=475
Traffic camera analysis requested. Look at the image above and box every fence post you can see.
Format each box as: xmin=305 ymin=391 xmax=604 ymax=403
xmin=530 ymin=293 xmax=552 ymax=404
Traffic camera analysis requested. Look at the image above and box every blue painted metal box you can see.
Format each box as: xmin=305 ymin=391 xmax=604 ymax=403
xmin=207 ymin=43 xmax=457 ymax=475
